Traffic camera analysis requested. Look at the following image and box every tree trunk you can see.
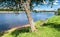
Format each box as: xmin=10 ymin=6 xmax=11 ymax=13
xmin=23 ymin=2 xmax=36 ymax=32
xmin=20 ymin=0 xmax=36 ymax=32
xmin=24 ymin=6 xmax=36 ymax=32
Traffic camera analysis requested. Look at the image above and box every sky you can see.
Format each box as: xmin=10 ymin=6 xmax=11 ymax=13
xmin=33 ymin=0 xmax=60 ymax=11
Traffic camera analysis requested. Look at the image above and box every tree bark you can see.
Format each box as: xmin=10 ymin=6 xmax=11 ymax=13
xmin=20 ymin=0 xmax=36 ymax=32
xmin=23 ymin=1 xmax=36 ymax=32
xmin=24 ymin=6 xmax=36 ymax=32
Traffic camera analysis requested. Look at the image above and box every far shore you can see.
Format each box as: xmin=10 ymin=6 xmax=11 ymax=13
xmin=0 ymin=8 xmax=58 ymax=13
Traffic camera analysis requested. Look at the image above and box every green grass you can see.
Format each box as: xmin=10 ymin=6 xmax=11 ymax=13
xmin=1 ymin=16 xmax=60 ymax=37
xmin=46 ymin=16 xmax=60 ymax=24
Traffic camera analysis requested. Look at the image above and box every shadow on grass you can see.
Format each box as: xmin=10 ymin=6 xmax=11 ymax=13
xmin=43 ymin=23 xmax=60 ymax=31
xmin=11 ymin=27 xmax=30 ymax=37
xmin=0 ymin=32 xmax=5 ymax=37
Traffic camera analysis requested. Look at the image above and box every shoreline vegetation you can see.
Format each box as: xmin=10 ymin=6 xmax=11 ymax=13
xmin=0 ymin=9 xmax=57 ymax=14
xmin=0 ymin=9 xmax=56 ymax=11
xmin=0 ymin=8 xmax=59 ymax=14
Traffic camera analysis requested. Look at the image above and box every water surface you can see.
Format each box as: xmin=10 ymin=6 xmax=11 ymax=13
xmin=0 ymin=11 xmax=55 ymax=31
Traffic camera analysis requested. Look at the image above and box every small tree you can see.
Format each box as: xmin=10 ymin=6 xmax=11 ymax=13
xmin=14 ymin=0 xmax=55 ymax=32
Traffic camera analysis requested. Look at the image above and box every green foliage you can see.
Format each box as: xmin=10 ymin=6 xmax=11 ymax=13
xmin=58 ymin=8 xmax=60 ymax=15
xmin=0 ymin=9 xmax=24 ymax=11
xmin=0 ymin=0 xmax=55 ymax=10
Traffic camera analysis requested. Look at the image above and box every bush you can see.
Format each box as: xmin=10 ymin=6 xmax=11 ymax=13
xmin=58 ymin=8 xmax=60 ymax=15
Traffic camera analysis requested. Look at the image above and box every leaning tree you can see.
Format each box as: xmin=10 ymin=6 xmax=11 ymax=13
xmin=0 ymin=0 xmax=55 ymax=32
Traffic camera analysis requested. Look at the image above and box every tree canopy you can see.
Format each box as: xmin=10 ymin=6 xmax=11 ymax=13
xmin=0 ymin=0 xmax=55 ymax=10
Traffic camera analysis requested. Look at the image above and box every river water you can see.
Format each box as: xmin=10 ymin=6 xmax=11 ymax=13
xmin=0 ymin=11 xmax=55 ymax=31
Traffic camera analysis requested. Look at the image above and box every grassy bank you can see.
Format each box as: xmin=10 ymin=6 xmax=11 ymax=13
xmin=1 ymin=16 xmax=60 ymax=37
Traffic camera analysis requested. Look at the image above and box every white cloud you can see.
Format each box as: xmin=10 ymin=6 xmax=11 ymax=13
xmin=53 ymin=2 xmax=58 ymax=5
xmin=53 ymin=0 xmax=59 ymax=5
xmin=55 ymin=0 xmax=59 ymax=2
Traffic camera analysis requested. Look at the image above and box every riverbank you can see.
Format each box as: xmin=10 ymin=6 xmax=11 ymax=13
xmin=0 ymin=11 xmax=55 ymax=32
xmin=1 ymin=16 xmax=60 ymax=37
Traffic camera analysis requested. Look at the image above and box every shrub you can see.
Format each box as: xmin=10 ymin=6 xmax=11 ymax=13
xmin=58 ymin=8 xmax=60 ymax=15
